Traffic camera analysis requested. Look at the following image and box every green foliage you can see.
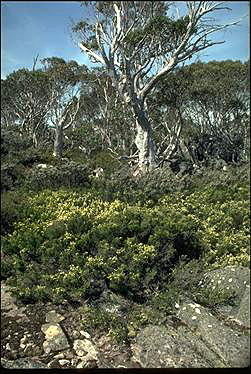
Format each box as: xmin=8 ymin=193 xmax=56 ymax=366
xmin=1 ymin=165 xmax=249 ymax=306
xmin=195 ymin=284 xmax=238 ymax=308
xmin=1 ymin=162 xmax=27 ymax=192
xmin=1 ymin=127 xmax=33 ymax=159
xmin=23 ymin=161 xmax=90 ymax=191
xmin=88 ymin=150 xmax=121 ymax=176
xmin=125 ymin=14 xmax=196 ymax=54
xmin=81 ymin=303 xmax=129 ymax=345
xmin=1 ymin=189 xmax=33 ymax=236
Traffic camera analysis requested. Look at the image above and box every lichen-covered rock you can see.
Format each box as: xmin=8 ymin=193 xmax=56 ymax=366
xmin=131 ymin=266 xmax=250 ymax=368
xmin=97 ymin=289 xmax=132 ymax=316
xmin=236 ymin=287 xmax=250 ymax=328
xmin=41 ymin=323 xmax=70 ymax=353
xmin=1 ymin=282 xmax=28 ymax=322
xmin=175 ymin=300 xmax=250 ymax=367
xmin=131 ymin=324 xmax=215 ymax=368
xmin=199 ymin=266 xmax=250 ymax=303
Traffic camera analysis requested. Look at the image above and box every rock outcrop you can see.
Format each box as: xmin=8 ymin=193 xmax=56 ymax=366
xmin=131 ymin=266 xmax=250 ymax=368
xmin=1 ymin=265 xmax=250 ymax=368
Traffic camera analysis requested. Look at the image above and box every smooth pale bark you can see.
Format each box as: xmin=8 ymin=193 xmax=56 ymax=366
xmin=135 ymin=121 xmax=157 ymax=171
xmin=130 ymin=95 xmax=158 ymax=171
xmin=53 ymin=126 xmax=64 ymax=158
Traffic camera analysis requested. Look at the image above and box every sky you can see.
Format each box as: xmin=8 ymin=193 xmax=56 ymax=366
xmin=1 ymin=1 xmax=250 ymax=79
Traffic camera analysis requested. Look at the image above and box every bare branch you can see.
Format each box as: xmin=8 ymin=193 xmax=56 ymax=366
xmin=79 ymin=42 xmax=106 ymax=65
xmin=32 ymin=53 xmax=39 ymax=71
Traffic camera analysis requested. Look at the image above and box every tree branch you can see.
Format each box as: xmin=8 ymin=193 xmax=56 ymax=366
xmin=79 ymin=42 xmax=106 ymax=65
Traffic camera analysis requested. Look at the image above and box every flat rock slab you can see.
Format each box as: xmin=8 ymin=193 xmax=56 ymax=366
xmin=132 ymin=266 xmax=250 ymax=368
xmin=199 ymin=266 xmax=250 ymax=302
xmin=176 ymin=300 xmax=250 ymax=367
xmin=131 ymin=324 xmax=217 ymax=368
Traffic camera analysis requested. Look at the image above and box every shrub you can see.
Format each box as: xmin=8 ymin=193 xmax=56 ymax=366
xmin=80 ymin=303 xmax=129 ymax=345
xmin=23 ymin=161 xmax=91 ymax=191
xmin=1 ymin=162 xmax=28 ymax=192
xmin=0 ymin=189 xmax=33 ymax=235
xmin=1 ymin=164 xmax=249 ymax=306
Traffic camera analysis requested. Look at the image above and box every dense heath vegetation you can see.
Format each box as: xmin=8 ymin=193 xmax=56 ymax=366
xmin=1 ymin=56 xmax=250 ymax=345
xmin=1 ymin=138 xmax=250 ymax=303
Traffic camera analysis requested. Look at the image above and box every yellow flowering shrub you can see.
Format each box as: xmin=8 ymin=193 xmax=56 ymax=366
xmin=1 ymin=171 xmax=250 ymax=304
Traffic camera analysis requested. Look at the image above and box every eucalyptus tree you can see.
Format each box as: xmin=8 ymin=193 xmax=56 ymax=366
xmin=145 ymin=65 xmax=194 ymax=166
xmin=1 ymin=69 xmax=50 ymax=147
xmin=72 ymin=1 xmax=240 ymax=172
xmin=177 ymin=60 xmax=250 ymax=164
xmin=148 ymin=59 xmax=250 ymax=165
xmin=41 ymin=57 xmax=88 ymax=158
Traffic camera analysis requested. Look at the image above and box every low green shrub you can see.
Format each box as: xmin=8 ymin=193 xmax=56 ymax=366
xmin=80 ymin=303 xmax=129 ymax=345
xmin=93 ymin=161 xmax=250 ymax=205
xmin=1 ymin=162 xmax=28 ymax=192
xmin=194 ymin=284 xmax=238 ymax=308
xmin=1 ymin=175 xmax=249 ymax=305
xmin=1 ymin=189 xmax=34 ymax=235
xmin=23 ymin=161 xmax=91 ymax=191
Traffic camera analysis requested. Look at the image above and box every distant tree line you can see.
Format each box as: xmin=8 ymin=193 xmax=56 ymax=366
xmin=1 ymin=57 xmax=249 ymax=173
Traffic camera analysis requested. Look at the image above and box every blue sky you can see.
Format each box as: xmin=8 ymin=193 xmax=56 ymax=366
xmin=1 ymin=1 xmax=250 ymax=79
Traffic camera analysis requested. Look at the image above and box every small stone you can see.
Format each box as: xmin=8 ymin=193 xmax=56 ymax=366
xmin=53 ymin=353 xmax=65 ymax=359
xmin=6 ymin=343 xmax=11 ymax=351
xmin=76 ymin=361 xmax=86 ymax=368
xmin=23 ymin=343 xmax=34 ymax=355
xmin=42 ymin=324 xmax=61 ymax=340
xmin=20 ymin=335 xmax=28 ymax=346
xmin=59 ymin=359 xmax=70 ymax=366
xmin=46 ymin=310 xmax=65 ymax=323
xmin=80 ymin=331 xmax=91 ymax=339
xmin=48 ymin=359 xmax=60 ymax=368
xmin=76 ymin=355 xmax=97 ymax=369
xmin=72 ymin=330 xmax=80 ymax=339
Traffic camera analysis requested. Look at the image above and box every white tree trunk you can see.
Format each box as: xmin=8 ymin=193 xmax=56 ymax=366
xmin=134 ymin=117 xmax=157 ymax=172
xmin=53 ymin=126 xmax=64 ymax=158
